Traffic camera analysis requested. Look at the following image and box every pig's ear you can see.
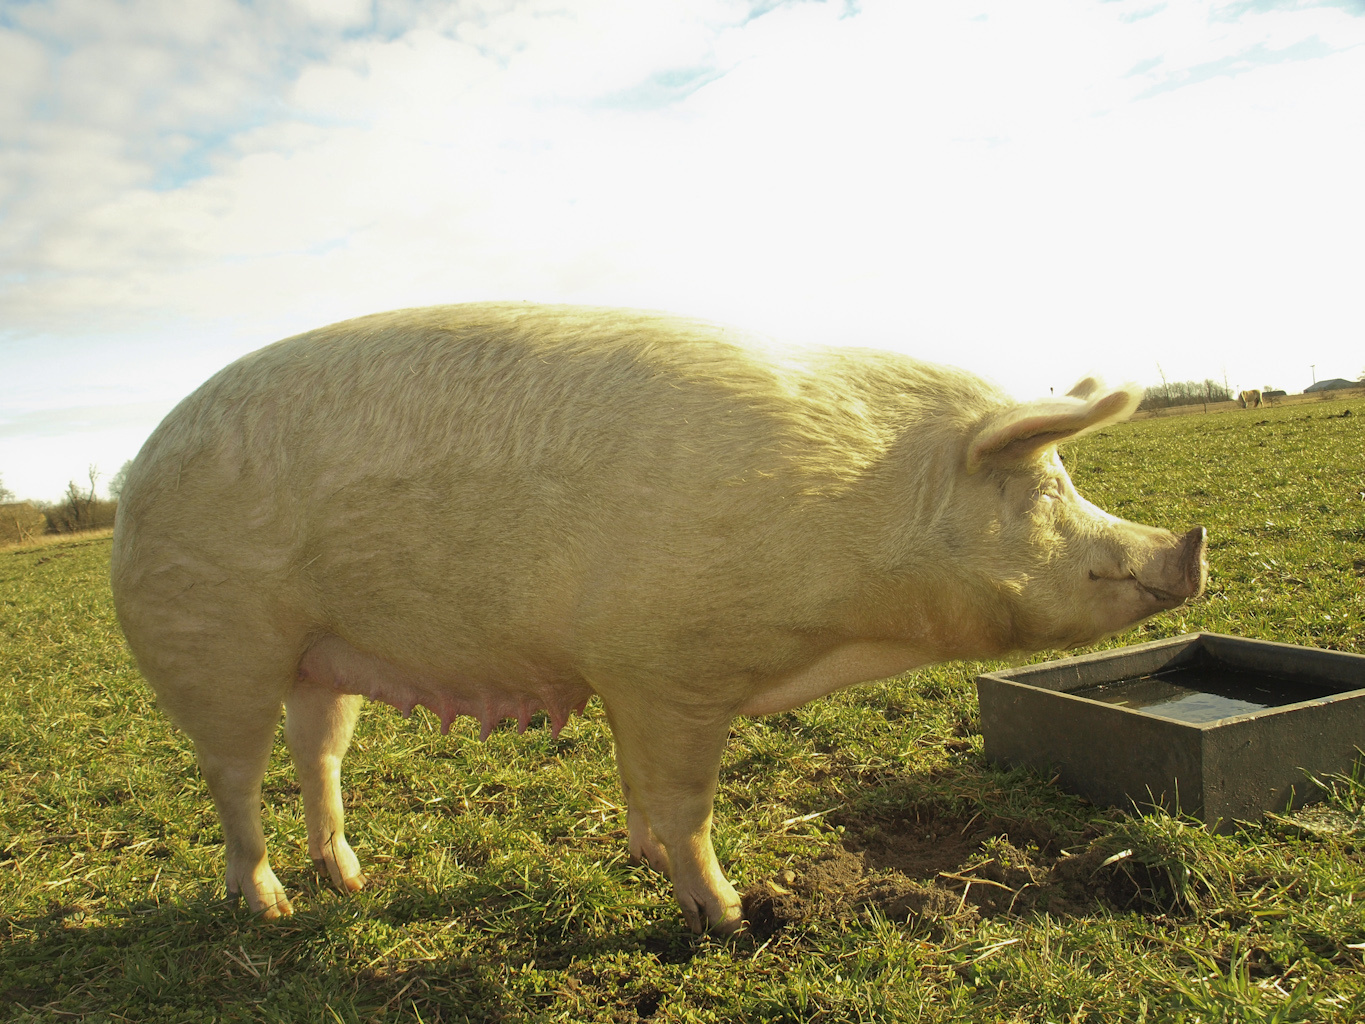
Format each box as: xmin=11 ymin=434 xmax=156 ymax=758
xmin=1066 ymin=377 xmax=1100 ymax=400
xmin=966 ymin=386 xmax=1140 ymax=473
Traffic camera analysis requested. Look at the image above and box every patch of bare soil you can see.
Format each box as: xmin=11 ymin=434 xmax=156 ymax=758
xmin=554 ymin=963 xmax=669 ymax=1023
xmin=743 ymin=805 xmax=1142 ymax=938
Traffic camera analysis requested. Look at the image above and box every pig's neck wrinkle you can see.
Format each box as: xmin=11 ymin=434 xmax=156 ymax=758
xmin=739 ymin=641 xmax=936 ymax=717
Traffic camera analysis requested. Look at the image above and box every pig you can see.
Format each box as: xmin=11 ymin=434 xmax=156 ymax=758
xmin=109 ymin=303 xmax=1207 ymax=934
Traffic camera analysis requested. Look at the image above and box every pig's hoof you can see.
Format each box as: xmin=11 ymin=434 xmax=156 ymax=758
xmin=677 ymin=884 xmax=744 ymax=935
xmin=629 ymin=840 xmax=672 ymax=878
xmin=311 ymin=836 xmax=368 ymax=894
xmin=237 ymin=884 xmax=295 ymax=919
xmin=230 ymin=865 xmax=294 ymax=919
xmin=313 ymin=858 xmax=368 ymax=893
xmin=709 ymin=903 xmax=746 ymax=936
xmin=255 ymin=893 xmax=295 ymax=919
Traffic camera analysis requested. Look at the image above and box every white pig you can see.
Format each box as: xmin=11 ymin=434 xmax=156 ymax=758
xmin=110 ymin=303 xmax=1206 ymax=933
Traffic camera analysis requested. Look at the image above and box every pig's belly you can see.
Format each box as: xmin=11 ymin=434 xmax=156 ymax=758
xmin=297 ymin=634 xmax=592 ymax=740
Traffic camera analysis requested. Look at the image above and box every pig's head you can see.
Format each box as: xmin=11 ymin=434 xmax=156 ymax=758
xmin=942 ymin=378 xmax=1207 ymax=654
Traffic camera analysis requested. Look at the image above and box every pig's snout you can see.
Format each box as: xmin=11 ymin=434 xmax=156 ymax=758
xmin=1178 ymin=525 xmax=1208 ymax=600
xmin=1138 ymin=526 xmax=1207 ymax=607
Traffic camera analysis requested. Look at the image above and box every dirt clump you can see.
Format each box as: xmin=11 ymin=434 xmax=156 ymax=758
xmin=743 ymin=805 xmax=1137 ymax=937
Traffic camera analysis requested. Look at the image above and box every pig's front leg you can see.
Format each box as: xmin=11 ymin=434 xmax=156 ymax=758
xmin=604 ymin=701 xmax=741 ymax=934
xmin=618 ymin=767 xmax=672 ymax=876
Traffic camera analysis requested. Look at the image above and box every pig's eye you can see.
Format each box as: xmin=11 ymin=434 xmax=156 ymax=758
xmin=1034 ymin=479 xmax=1062 ymax=503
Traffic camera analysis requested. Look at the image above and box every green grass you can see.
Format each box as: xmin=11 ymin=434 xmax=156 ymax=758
xmin=2 ymin=398 xmax=1363 ymax=1022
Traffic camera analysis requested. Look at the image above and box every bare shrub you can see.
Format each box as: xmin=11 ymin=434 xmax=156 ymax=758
xmin=1 ymin=502 xmax=47 ymax=545
xmin=42 ymin=465 xmax=118 ymax=534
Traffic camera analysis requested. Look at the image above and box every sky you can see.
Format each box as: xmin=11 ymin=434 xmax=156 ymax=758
xmin=1 ymin=0 xmax=1363 ymax=503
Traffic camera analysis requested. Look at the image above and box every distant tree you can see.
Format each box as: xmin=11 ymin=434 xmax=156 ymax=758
xmin=109 ymin=459 xmax=133 ymax=501
xmin=64 ymin=466 xmax=99 ymax=529
xmin=0 ymin=474 xmax=13 ymax=503
xmin=43 ymin=465 xmax=116 ymax=533
xmin=1155 ymin=362 xmax=1171 ymax=407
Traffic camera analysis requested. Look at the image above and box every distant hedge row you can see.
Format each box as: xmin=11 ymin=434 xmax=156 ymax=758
xmin=1139 ymin=379 xmax=1236 ymax=410
xmin=1 ymin=496 xmax=118 ymax=545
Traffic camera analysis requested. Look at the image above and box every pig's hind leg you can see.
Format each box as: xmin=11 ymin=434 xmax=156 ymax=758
xmin=284 ymin=684 xmax=367 ymax=893
xmin=603 ymin=701 xmax=742 ymax=934
xmin=193 ymin=701 xmax=294 ymax=918
xmin=115 ymin=561 xmax=299 ymax=918
xmin=150 ymin=676 xmax=294 ymax=919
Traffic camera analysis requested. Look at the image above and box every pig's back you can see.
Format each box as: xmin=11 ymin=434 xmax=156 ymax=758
xmin=133 ymin=305 xmax=887 ymax=480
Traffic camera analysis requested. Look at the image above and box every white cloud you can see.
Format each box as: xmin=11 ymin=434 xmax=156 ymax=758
xmin=288 ymin=0 xmax=374 ymax=31
xmin=0 ymin=27 xmax=49 ymax=126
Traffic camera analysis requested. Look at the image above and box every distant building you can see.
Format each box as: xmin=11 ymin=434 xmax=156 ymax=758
xmin=1304 ymin=378 xmax=1360 ymax=393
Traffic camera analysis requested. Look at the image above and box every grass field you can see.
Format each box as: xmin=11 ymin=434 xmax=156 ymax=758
xmin=2 ymin=398 xmax=1363 ymax=1022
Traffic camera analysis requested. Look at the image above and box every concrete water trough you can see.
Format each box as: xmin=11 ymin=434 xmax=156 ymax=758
xmin=976 ymin=633 xmax=1365 ymax=830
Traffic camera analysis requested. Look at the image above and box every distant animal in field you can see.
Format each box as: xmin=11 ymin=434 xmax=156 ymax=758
xmin=1239 ymin=389 xmax=1263 ymax=409
xmin=110 ymin=303 xmax=1208 ymax=933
